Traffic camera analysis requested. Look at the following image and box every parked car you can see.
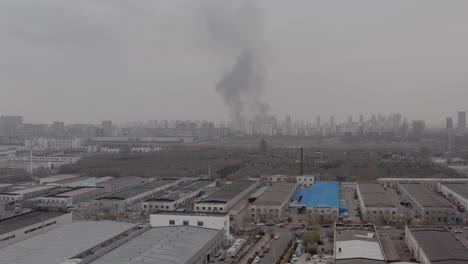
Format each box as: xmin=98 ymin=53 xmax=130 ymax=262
xmin=263 ymin=247 xmax=269 ymax=253
xmin=259 ymin=252 xmax=265 ymax=258
xmin=382 ymin=225 xmax=391 ymax=229
xmin=274 ymin=234 xmax=280 ymax=239
xmin=279 ymin=224 xmax=287 ymax=228
xmin=454 ymin=229 xmax=463 ymax=233
xmin=291 ymin=226 xmax=305 ymax=230
xmin=256 ymin=222 xmax=265 ymax=226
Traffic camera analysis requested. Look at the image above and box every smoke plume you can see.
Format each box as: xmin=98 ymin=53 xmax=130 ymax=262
xmin=204 ymin=1 xmax=271 ymax=131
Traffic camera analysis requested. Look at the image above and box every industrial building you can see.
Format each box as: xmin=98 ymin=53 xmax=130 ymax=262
xmin=438 ymin=183 xmax=468 ymax=212
xmin=143 ymin=180 xmax=215 ymax=211
xmin=39 ymin=174 xmax=80 ymax=184
xmin=356 ymin=182 xmax=398 ymax=223
xmin=398 ymin=183 xmax=457 ymax=223
xmin=150 ymin=211 xmax=230 ymax=236
xmin=0 ymin=185 xmax=57 ymax=201
xmin=405 ymin=227 xmax=468 ymax=263
xmin=0 ymin=221 xmax=139 ymax=264
xmin=261 ymin=174 xmax=315 ymax=187
xmin=335 ymin=225 xmax=386 ymax=263
xmin=41 ymin=187 xmax=105 ymax=207
xmin=89 ymin=226 xmax=224 ymax=264
xmin=378 ymin=177 xmax=468 ymax=188
xmin=195 ymin=181 xmax=258 ymax=213
xmin=250 ymin=182 xmax=297 ymax=222
xmin=0 ymin=211 xmax=72 ymax=248
xmin=94 ymin=179 xmax=178 ymax=213
xmin=293 ymin=181 xmax=340 ymax=221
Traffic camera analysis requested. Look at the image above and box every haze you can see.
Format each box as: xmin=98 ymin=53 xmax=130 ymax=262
xmin=1 ymin=0 xmax=468 ymax=125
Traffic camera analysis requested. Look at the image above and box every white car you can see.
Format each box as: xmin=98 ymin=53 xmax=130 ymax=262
xmin=382 ymin=225 xmax=391 ymax=229
xmin=256 ymin=222 xmax=265 ymax=226
xmin=274 ymin=234 xmax=280 ymax=239
xmin=454 ymin=229 xmax=463 ymax=233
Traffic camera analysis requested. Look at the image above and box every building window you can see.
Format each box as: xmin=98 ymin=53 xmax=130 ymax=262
xmin=197 ymin=221 xmax=204 ymax=227
xmin=169 ymin=220 xmax=175 ymax=225
xmin=183 ymin=220 xmax=189 ymax=226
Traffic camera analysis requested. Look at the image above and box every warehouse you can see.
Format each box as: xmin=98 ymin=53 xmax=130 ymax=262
xmin=378 ymin=177 xmax=468 ymax=188
xmin=405 ymin=227 xmax=468 ymax=263
xmin=39 ymin=174 xmax=80 ymax=184
xmin=0 ymin=185 xmax=57 ymax=201
xmin=0 ymin=221 xmax=139 ymax=264
xmin=294 ymin=181 xmax=340 ymax=221
xmin=195 ymin=181 xmax=258 ymax=213
xmin=0 ymin=211 xmax=72 ymax=248
xmin=250 ymin=182 xmax=298 ymax=222
xmin=356 ymin=182 xmax=398 ymax=223
xmin=150 ymin=211 xmax=230 ymax=236
xmin=89 ymin=226 xmax=224 ymax=264
xmin=41 ymin=187 xmax=105 ymax=207
xmin=94 ymin=179 xmax=178 ymax=213
xmin=439 ymin=183 xmax=468 ymax=211
xmin=143 ymin=180 xmax=215 ymax=211
xmin=97 ymin=176 xmax=142 ymax=193
xmin=398 ymin=183 xmax=457 ymax=223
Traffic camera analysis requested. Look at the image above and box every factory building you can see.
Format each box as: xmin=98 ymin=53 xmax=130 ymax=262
xmin=150 ymin=211 xmax=230 ymax=236
xmin=250 ymin=182 xmax=298 ymax=222
xmin=398 ymin=183 xmax=457 ymax=223
xmin=0 ymin=185 xmax=57 ymax=201
xmin=438 ymin=183 xmax=468 ymax=212
xmin=356 ymin=182 xmax=398 ymax=223
xmin=195 ymin=181 xmax=258 ymax=213
xmin=143 ymin=180 xmax=215 ymax=212
xmin=41 ymin=187 xmax=105 ymax=207
xmin=94 ymin=179 xmax=178 ymax=213
xmin=405 ymin=227 xmax=468 ymax=263
xmin=335 ymin=225 xmax=386 ymax=263
xmin=0 ymin=221 xmax=139 ymax=264
xmin=293 ymin=181 xmax=340 ymax=222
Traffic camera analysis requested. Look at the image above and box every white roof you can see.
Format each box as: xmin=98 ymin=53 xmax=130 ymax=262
xmin=0 ymin=221 xmax=136 ymax=264
xmin=335 ymin=240 xmax=385 ymax=260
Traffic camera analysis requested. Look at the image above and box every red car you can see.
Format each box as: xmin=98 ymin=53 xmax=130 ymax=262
xmin=279 ymin=224 xmax=287 ymax=228
xmin=263 ymin=248 xmax=269 ymax=253
xmin=291 ymin=226 xmax=305 ymax=230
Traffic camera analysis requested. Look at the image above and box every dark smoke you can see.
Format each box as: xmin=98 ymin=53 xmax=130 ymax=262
xmin=203 ymin=1 xmax=271 ymax=131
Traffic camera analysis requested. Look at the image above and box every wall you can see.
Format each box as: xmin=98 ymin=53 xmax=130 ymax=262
xmin=150 ymin=213 xmax=230 ymax=236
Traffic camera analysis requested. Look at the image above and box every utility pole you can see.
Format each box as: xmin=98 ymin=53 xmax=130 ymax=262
xmin=300 ymin=147 xmax=303 ymax=176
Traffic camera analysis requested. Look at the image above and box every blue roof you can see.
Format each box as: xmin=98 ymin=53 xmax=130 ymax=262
xmin=296 ymin=181 xmax=339 ymax=208
xmin=79 ymin=178 xmax=109 ymax=184
xmin=292 ymin=188 xmax=304 ymax=200
xmin=182 ymin=177 xmax=198 ymax=181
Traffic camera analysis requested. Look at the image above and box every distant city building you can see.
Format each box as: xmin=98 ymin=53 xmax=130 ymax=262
xmin=458 ymin=111 xmax=466 ymax=132
xmin=101 ymin=120 xmax=112 ymax=136
xmin=446 ymin=117 xmax=453 ymax=133
xmin=51 ymin=121 xmax=65 ymax=138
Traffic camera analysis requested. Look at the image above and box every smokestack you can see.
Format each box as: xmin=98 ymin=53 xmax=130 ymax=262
xmin=300 ymin=147 xmax=303 ymax=176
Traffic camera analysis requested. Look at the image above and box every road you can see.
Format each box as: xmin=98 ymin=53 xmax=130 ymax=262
xmin=259 ymin=227 xmax=292 ymax=263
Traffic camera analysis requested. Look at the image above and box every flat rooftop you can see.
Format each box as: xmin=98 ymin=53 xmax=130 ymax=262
xmin=49 ymin=176 xmax=90 ymax=184
xmin=357 ymin=182 xmax=395 ymax=208
xmin=409 ymin=228 xmax=468 ymax=262
xmin=42 ymin=174 xmax=79 ymax=181
xmin=0 ymin=211 xmax=68 ymax=236
xmin=0 ymin=185 xmax=56 ymax=195
xmin=0 ymin=221 xmax=137 ymax=264
xmin=78 ymin=178 xmax=110 ymax=185
xmin=48 ymin=187 xmax=102 ymax=197
xmin=151 ymin=210 xmax=227 ymax=217
xmin=295 ymin=181 xmax=339 ymax=208
xmin=335 ymin=226 xmax=385 ymax=263
xmin=399 ymin=183 xmax=452 ymax=207
xmin=96 ymin=179 xmax=176 ymax=200
xmin=442 ymin=183 xmax=468 ymax=200
xmin=89 ymin=226 xmax=221 ymax=264
xmin=147 ymin=180 xmax=214 ymax=202
xmin=253 ymin=182 xmax=297 ymax=206
xmin=200 ymin=181 xmax=255 ymax=203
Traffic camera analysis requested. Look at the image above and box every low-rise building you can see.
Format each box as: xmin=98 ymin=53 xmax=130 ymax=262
xmin=0 ymin=211 xmax=72 ymax=249
xmin=39 ymin=174 xmax=80 ymax=184
xmin=143 ymin=180 xmax=215 ymax=212
xmin=94 ymin=179 xmax=178 ymax=213
xmin=150 ymin=211 xmax=230 ymax=236
xmin=294 ymin=181 xmax=340 ymax=222
xmin=97 ymin=176 xmax=142 ymax=193
xmin=378 ymin=177 xmax=468 ymax=188
xmin=41 ymin=187 xmax=105 ymax=207
xmin=250 ymin=182 xmax=297 ymax=222
xmin=357 ymin=182 xmax=398 ymax=223
xmin=398 ymin=183 xmax=457 ymax=223
xmin=89 ymin=226 xmax=225 ymax=264
xmin=0 ymin=185 xmax=57 ymax=201
xmin=335 ymin=225 xmax=386 ymax=263
xmin=261 ymin=174 xmax=316 ymax=187
xmin=438 ymin=183 xmax=468 ymax=211
xmin=405 ymin=227 xmax=468 ymax=263
xmin=195 ymin=181 xmax=258 ymax=213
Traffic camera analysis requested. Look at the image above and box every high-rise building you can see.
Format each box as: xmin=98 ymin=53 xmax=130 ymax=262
xmin=52 ymin=121 xmax=65 ymax=138
xmin=446 ymin=117 xmax=453 ymax=133
xmin=316 ymin=116 xmax=321 ymax=128
xmin=285 ymin=115 xmax=292 ymax=136
xmin=359 ymin=115 xmax=364 ymax=124
xmin=458 ymin=111 xmax=466 ymax=132
xmin=102 ymin=120 xmax=113 ymax=136
xmin=0 ymin=115 xmax=23 ymax=138
xmin=412 ymin=120 xmax=425 ymax=137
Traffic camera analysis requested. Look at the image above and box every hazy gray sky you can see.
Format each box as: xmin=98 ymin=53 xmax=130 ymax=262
xmin=1 ymin=0 xmax=468 ymax=125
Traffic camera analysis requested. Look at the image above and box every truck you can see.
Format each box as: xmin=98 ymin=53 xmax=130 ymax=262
xmin=457 ymin=203 xmax=465 ymax=213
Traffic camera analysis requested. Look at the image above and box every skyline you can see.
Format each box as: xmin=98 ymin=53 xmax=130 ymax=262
xmin=2 ymin=1 xmax=468 ymax=124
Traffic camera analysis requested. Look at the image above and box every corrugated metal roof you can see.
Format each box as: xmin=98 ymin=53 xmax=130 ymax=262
xmin=89 ymin=226 xmax=221 ymax=264
xmin=0 ymin=221 xmax=137 ymax=264
xmin=296 ymin=181 xmax=339 ymax=208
